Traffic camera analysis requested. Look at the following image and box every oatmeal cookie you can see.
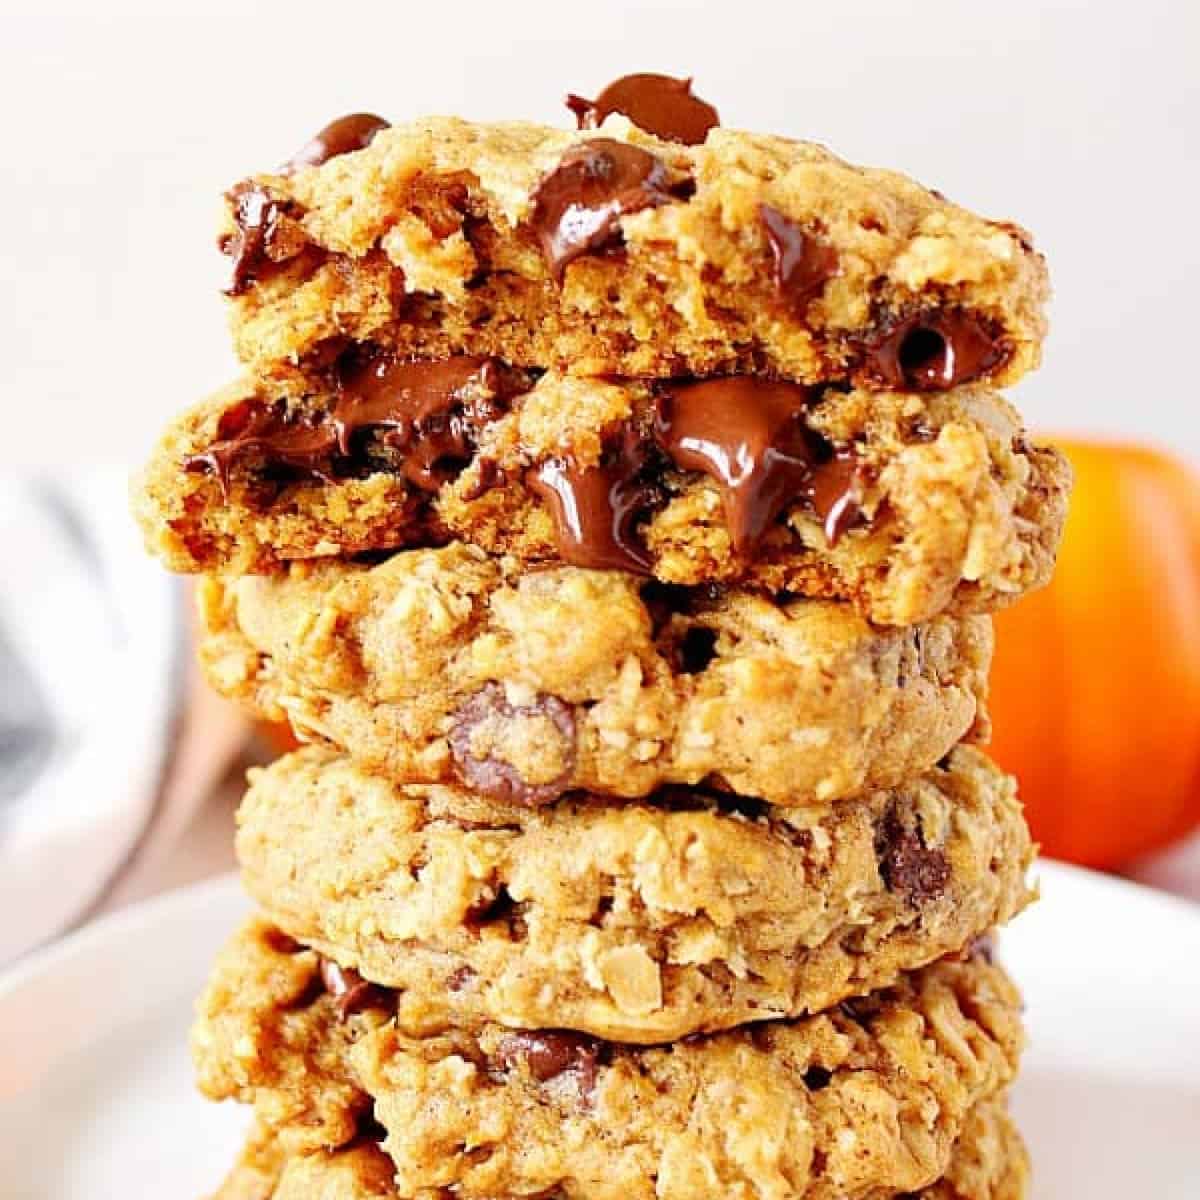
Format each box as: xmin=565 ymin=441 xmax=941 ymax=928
xmin=213 ymin=1098 xmax=1028 ymax=1200
xmin=235 ymin=745 xmax=1032 ymax=1042
xmin=137 ymin=373 xmax=1069 ymax=627
xmin=199 ymin=543 xmax=992 ymax=805
xmin=193 ymin=925 xmax=1023 ymax=1200
xmin=217 ymin=105 xmax=1047 ymax=389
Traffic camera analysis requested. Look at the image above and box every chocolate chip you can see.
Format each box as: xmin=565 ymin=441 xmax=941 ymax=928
xmin=282 ymin=113 xmax=390 ymax=174
xmin=565 ymin=73 xmax=719 ymax=145
xmin=184 ymin=398 xmax=339 ymax=497
xmin=332 ymin=353 xmax=525 ymax=492
xmin=802 ymin=1066 xmax=833 ymax=1092
xmin=652 ymin=378 xmax=822 ymax=556
xmin=184 ymin=355 xmax=528 ymax=496
xmin=528 ymin=428 xmax=661 ymax=574
xmin=529 ymin=139 xmax=681 ymax=278
xmin=858 ymin=310 xmax=1010 ymax=391
xmin=319 ymin=959 xmax=389 ymax=1018
xmin=674 ymin=625 xmax=718 ymax=675
xmin=222 ymin=182 xmax=288 ymax=296
xmin=496 ymin=1031 xmax=601 ymax=1095
xmin=802 ymin=447 xmax=864 ymax=545
xmin=353 ymin=1113 xmax=389 ymax=1144
xmin=449 ymin=683 xmax=577 ymax=806
xmin=875 ymin=808 xmax=951 ymax=904
xmin=759 ymin=204 xmax=839 ymax=311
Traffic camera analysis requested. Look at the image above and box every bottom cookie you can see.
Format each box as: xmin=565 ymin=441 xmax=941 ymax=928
xmin=194 ymin=920 xmax=1024 ymax=1200
xmin=212 ymin=1097 xmax=1029 ymax=1200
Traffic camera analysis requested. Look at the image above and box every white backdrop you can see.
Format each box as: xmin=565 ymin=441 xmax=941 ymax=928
xmin=3 ymin=0 xmax=1198 ymax=467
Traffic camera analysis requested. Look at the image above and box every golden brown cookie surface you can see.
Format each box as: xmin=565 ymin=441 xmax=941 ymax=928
xmin=198 ymin=543 xmax=993 ymax=805
xmin=136 ymin=376 xmax=1069 ymax=627
xmin=194 ymin=923 xmax=1024 ymax=1200
xmin=234 ymin=745 xmax=1032 ymax=1041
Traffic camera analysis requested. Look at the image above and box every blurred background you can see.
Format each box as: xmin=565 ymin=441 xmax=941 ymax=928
xmin=2 ymin=0 xmax=1198 ymax=958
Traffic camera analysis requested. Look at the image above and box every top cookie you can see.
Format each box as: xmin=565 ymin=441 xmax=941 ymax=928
xmin=221 ymin=83 xmax=1047 ymax=389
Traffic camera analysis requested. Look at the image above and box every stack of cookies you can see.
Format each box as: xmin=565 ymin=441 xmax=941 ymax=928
xmin=133 ymin=74 xmax=1071 ymax=1200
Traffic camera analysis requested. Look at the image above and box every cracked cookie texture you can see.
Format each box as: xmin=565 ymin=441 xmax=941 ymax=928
xmin=235 ymin=745 xmax=1032 ymax=1041
xmin=193 ymin=923 xmax=1023 ymax=1200
xmin=212 ymin=1097 xmax=1028 ymax=1200
xmin=220 ymin=116 xmax=1047 ymax=389
xmin=137 ymin=375 xmax=1068 ymax=628
xmin=198 ymin=543 xmax=992 ymax=806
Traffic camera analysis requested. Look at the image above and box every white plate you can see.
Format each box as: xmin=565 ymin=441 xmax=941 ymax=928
xmin=0 ymin=862 xmax=1198 ymax=1199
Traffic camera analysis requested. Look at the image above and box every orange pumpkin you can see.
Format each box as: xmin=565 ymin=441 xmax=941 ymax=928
xmin=988 ymin=439 xmax=1200 ymax=868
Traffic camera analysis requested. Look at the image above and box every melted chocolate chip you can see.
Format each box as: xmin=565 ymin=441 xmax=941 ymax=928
xmin=319 ymin=959 xmax=388 ymax=1018
xmin=529 ymin=139 xmax=680 ymax=278
xmin=184 ymin=398 xmax=338 ymax=496
xmin=653 ymin=379 xmax=821 ymax=556
xmin=759 ymin=205 xmax=839 ymax=311
xmin=875 ymin=808 xmax=951 ymax=904
xmin=803 ymin=448 xmax=863 ymax=546
xmin=448 ymin=683 xmax=577 ymax=806
xmin=222 ymin=183 xmax=286 ymax=296
xmin=529 ymin=428 xmax=660 ymax=574
xmin=184 ymin=355 xmax=526 ymax=496
xmin=859 ymin=310 xmax=1009 ymax=391
xmin=333 ymin=354 xmax=516 ymax=491
xmin=496 ymin=1031 xmax=600 ymax=1094
xmin=566 ymin=73 xmax=719 ymax=145
xmin=283 ymin=113 xmax=390 ymax=174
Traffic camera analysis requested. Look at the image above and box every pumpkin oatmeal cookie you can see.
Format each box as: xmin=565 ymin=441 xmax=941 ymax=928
xmin=136 ymin=373 xmax=1068 ymax=626
xmin=233 ymin=745 xmax=1032 ymax=1042
xmin=217 ymin=104 xmax=1047 ymax=389
xmin=198 ymin=543 xmax=992 ymax=805
xmin=212 ymin=1098 xmax=1028 ymax=1200
xmin=193 ymin=924 xmax=1023 ymax=1200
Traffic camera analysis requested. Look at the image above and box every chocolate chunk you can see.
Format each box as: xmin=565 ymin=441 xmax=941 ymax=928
xmin=859 ymin=310 xmax=1009 ymax=391
xmin=222 ymin=182 xmax=287 ymax=296
xmin=529 ymin=428 xmax=660 ymax=574
xmin=319 ymin=959 xmax=388 ymax=1018
xmin=184 ymin=398 xmax=339 ymax=496
xmin=875 ymin=808 xmax=951 ymax=904
xmin=653 ymin=378 xmax=821 ymax=555
xmin=566 ymin=73 xmax=719 ymax=145
xmin=283 ymin=113 xmax=390 ymax=174
xmin=449 ymin=683 xmax=577 ymax=806
xmin=803 ymin=448 xmax=863 ymax=545
xmin=529 ymin=139 xmax=680 ymax=278
xmin=333 ymin=353 xmax=522 ymax=491
xmin=759 ymin=205 xmax=839 ymax=310
xmin=496 ymin=1031 xmax=600 ymax=1095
